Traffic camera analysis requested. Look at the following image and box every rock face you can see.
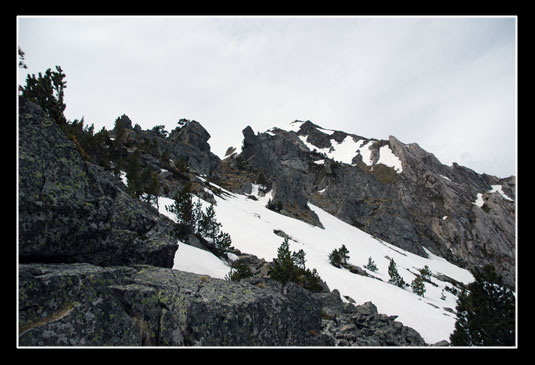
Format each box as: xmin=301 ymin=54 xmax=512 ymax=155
xmin=223 ymin=121 xmax=515 ymax=287
xmin=314 ymin=290 xmax=426 ymax=346
xmin=18 ymin=97 xmax=178 ymax=268
xmin=18 ymin=263 xmax=329 ymax=346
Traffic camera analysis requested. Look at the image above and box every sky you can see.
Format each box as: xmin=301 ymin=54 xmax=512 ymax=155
xmin=17 ymin=16 xmax=517 ymax=178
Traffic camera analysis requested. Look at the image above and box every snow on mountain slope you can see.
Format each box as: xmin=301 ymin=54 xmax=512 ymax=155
xmin=159 ymin=181 xmax=473 ymax=345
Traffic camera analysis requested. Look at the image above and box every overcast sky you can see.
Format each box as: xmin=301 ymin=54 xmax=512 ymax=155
xmin=17 ymin=16 xmax=516 ymax=178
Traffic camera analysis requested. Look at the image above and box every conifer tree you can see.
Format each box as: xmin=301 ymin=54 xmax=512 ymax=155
xmin=225 ymin=259 xmax=253 ymax=282
xmin=388 ymin=258 xmax=407 ymax=288
xmin=165 ymin=182 xmax=194 ymax=235
xmin=365 ymin=257 xmax=378 ymax=272
xmin=270 ymin=238 xmax=323 ymax=292
xmin=126 ymin=149 xmax=142 ymax=198
xmin=22 ymin=66 xmax=67 ymax=125
xmin=450 ymin=265 xmax=515 ymax=346
xmin=419 ymin=265 xmax=432 ymax=281
xmin=271 ymin=238 xmax=298 ymax=285
xmin=328 ymin=249 xmax=343 ymax=268
xmin=339 ymin=244 xmax=350 ymax=264
xmin=411 ymin=275 xmax=426 ymax=297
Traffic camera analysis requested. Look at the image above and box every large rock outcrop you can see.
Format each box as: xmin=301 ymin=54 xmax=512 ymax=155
xmin=18 ymin=97 xmax=178 ymax=267
xmin=18 ymin=263 xmax=330 ymax=346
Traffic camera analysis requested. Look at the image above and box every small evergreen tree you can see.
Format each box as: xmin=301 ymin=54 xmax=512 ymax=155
xmin=271 ymin=239 xmax=298 ymax=285
xmin=165 ymin=182 xmax=195 ymax=235
xmin=270 ymin=238 xmax=323 ymax=292
xmin=328 ymin=245 xmax=350 ymax=268
xmin=225 ymin=259 xmax=253 ymax=282
xmin=365 ymin=257 xmax=378 ymax=272
xmin=419 ymin=265 xmax=432 ymax=281
xmin=339 ymin=244 xmax=350 ymax=264
xmin=388 ymin=258 xmax=407 ymax=288
xmin=145 ymin=170 xmax=161 ymax=208
xmin=449 ymin=265 xmax=515 ymax=346
xmin=292 ymin=249 xmax=306 ymax=270
xmin=328 ymin=249 xmax=343 ymax=268
xmin=411 ymin=275 xmax=426 ymax=297
xmin=126 ymin=149 xmax=142 ymax=198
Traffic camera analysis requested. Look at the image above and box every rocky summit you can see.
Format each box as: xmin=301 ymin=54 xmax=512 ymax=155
xmin=18 ymin=94 xmax=514 ymax=346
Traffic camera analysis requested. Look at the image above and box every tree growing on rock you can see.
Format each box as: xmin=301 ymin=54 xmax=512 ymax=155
xmin=271 ymin=238 xmax=323 ymax=292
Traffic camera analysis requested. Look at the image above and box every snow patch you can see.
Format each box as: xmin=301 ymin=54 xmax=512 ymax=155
xmin=172 ymin=242 xmax=230 ymax=279
xmin=489 ymin=185 xmax=514 ymax=201
xmin=473 ymin=184 xmax=514 ymax=207
xmin=376 ymin=145 xmax=403 ymax=173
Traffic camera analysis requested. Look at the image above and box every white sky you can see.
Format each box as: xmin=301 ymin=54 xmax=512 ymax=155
xmin=17 ymin=16 xmax=517 ymax=177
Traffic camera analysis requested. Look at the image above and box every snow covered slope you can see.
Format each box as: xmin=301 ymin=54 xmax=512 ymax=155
xmin=160 ymin=181 xmax=474 ymax=345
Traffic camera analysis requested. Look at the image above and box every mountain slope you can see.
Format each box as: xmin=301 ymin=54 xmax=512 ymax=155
xmin=216 ymin=120 xmax=515 ymax=287
xmin=162 ymin=179 xmax=474 ymax=345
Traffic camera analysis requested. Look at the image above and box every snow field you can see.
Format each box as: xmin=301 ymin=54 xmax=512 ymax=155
xmin=160 ymin=180 xmax=474 ymax=344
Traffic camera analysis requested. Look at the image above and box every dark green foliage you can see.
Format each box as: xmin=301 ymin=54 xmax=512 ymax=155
xmin=365 ymin=257 xmax=378 ymax=272
xmin=197 ymin=201 xmax=233 ymax=255
xmin=177 ymin=118 xmax=190 ymax=128
xmin=126 ymin=149 xmax=143 ymax=198
xmin=388 ymin=258 xmax=408 ymax=288
xmin=328 ymin=249 xmax=342 ymax=268
xmin=449 ymin=265 xmax=515 ymax=346
xmin=165 ymin=182 xmax=195 ymax=235
xmin=151 ymin=125 xmax=168 ymax=138
xmin=22 ymin=66 xmax=67 ymax=125
xmin=270 ymin=239 xmax=323 ymax=292
xmin=328 ymin=245 xmax=350 ymax=268
xmin=411 ymin=275 xmax=426 ymax=297
xmin=266 ymin=199 xmax=283 ymax=212
xmin=166 ymin=191 xmax=233 ymax=256
xmin=225 ymin=259 xmax=253 ymax=282
xmin=419 ymin=265 xmax=432 ymax=281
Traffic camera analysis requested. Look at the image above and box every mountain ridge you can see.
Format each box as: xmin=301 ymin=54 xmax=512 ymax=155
xmin=218 ymin=120 xmax=515 ymax=287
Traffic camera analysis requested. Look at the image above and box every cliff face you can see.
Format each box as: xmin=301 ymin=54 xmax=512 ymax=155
xmin=18 ymin=97 xmax=178 ymax=267
xmin=220 ymin=121 xmax=515 ymax=287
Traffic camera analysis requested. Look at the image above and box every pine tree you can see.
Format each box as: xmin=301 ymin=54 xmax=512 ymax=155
xmin=388 ymin=258 xmax=407 ymax=288
xmin=165 ymin=182 xmax=194 ymax=235
xmin=292 ymin=249 xmax=306 ymax=269
xmin=126 ymin=149 xmax=142 ymax=198
xmin=225 ymin=259 xmax=253 ymax=282
xmin=411 ymin=275 xmax=426 ymax=297
xmin=22 ymin=66 xmax=67 ymax=125
xmin=339 ymin=244 xmax=350 ymax=264
xmin=365 ymin=257 xmax=378 ymax=272
xmin=419 ymin=265 xmax=432 ymax=281
xmin=270 ymin=238 xmax=323 ymax=292
xmin=328 ymin=249 xmax=343 ymax=268
xmin=145 ymin=170 xmax=160 ymax=208
xmin=271 ymin=238 xmax=299 ymax=285
xmin=449 ymin=265 xmax=515 ymax=346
